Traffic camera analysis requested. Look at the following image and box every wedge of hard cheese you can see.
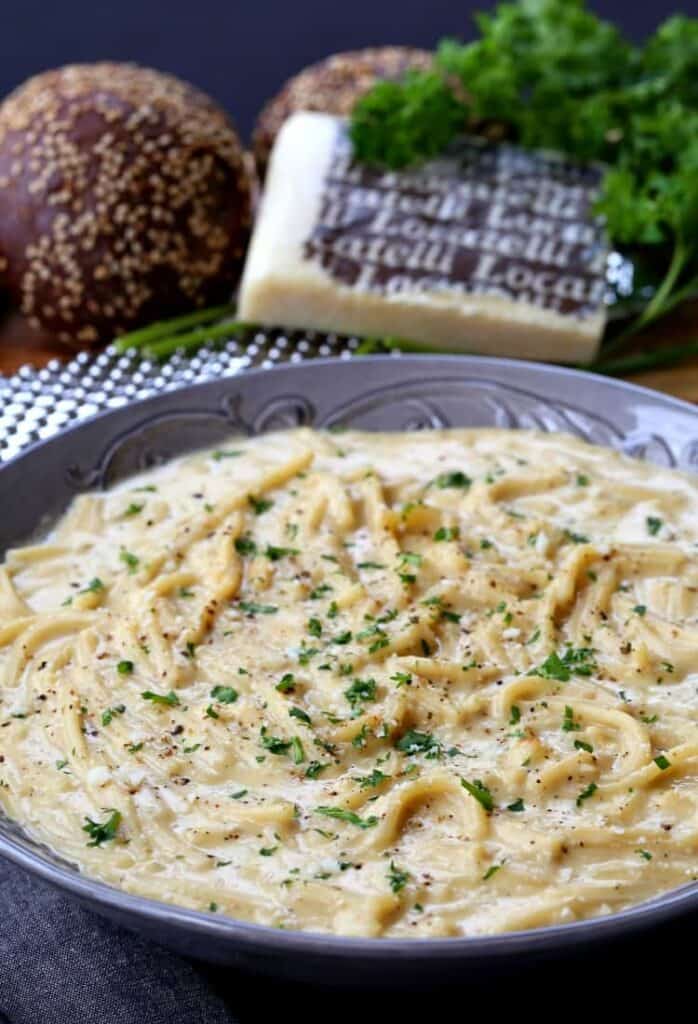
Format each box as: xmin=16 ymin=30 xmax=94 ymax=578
xmin=238 ymin=112 xmax=608 ymax=362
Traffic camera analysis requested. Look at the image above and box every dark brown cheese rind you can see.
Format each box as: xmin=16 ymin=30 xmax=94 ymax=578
xmin=0 ymin=63 xmax=253 ymax=349
xmin=252 ymin=46 xmax=432 ymax=178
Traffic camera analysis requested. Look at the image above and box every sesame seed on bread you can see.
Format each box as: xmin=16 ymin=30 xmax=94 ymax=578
xmin=252 ymin=46 xmax=432 ymax=178
xmin=0 ymin=63 xmax=253 ymax=349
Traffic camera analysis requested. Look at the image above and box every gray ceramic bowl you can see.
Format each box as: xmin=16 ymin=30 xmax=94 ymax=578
xmin=2 ymin=354 xmax=698 ymax=985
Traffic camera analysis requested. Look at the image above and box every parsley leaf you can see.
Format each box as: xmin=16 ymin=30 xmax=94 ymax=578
xmin=239 ymin=601 xmax=278 ymax=615
xmin=461 ymin=777 xmax=494 ymax=812
xmin=210 ymin=685 xmax=238 ymax=704
xmin=433 ymin=470 xmax=471 ymax=490
xmin=646 ymin=516 xmax=663 ymax=536
xmin=387 ymin=861 xmax=410 ymax=893
xmin=141 ymin=690 xmax=179 ymax=707
xmin=83 ymin=809 xmax=121 ymax=847
xmin=395 ymin=729 xmax=441 ymax=757
xmin=315 ymin=806 xmax=379 ymax=829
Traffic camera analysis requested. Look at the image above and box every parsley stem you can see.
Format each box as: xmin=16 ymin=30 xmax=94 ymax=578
xmin=143 ymin=319 xmax=250 ymax=360
xmin=113 ymin=303 xmax=238 ymax=353
xmin=601 ymin=240 xmax=693 ymax=357
xmin=589 ymin=338 xmax=698 ymax=377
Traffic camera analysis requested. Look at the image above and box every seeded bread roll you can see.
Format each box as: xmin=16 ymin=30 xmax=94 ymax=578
xmin=0 ymin=63 xmax=253 ymax=348
xmin=252 ymin=47 xmax=432 ymax=178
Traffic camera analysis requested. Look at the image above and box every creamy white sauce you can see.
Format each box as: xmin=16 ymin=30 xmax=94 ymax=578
xmin=1 ymin=427 xmax=698 ymax=937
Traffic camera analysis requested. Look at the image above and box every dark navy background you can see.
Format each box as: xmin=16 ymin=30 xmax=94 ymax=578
xmin=0 ymin=1 xmax=682 ymax=143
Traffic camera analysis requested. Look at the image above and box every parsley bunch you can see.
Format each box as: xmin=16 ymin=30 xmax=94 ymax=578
xmin=350 ymin=1 xmax=698 ymax=348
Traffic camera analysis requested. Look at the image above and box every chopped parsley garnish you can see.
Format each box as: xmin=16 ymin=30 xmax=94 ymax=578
xmin=80 ymin=577 xmax=105 ymax=595
xmin=507 ymin=798 xmax=525 ymax=812
xmin=239 ymin=600 xmax=278 ymax=615
xmin=307 ymin=617 xmax=323 ymax=638
xmin=183 ymin=743 xmax=200 ymax=754
xmin=290 ymin=736 xmax=305 ymax=764
xmin=576 ymin=474 xmax=590 ymax=486
xmin=248 ymin=495 xmax=273 ymax=515
xmin=633 ymin=604 xmax=647 ymax=616
xmin=399 ymin=551 xmax=423 ymax=568
xmin=83 ymin=809 xmax=121 ymax=847
xmin=101 ymin=704 xmax=125 ymax=727
xmin=124 ymin=503 xmax=143 ymax=517
xmin=646 ymin=516 xmax=663 ymax=536
xmin=355 ymin=769 xmax=390 ymax=789
xmin=654 ymin=754 xmax=671 ymax=770
xmin=289 ymin=706 xmax=312 ymax=725
xmin=357 ymin=561 xmax=386 ymax=570
xmin=562 ymin=705 xmax=581 ymax=732
xmin=532 ymin=646 xmax=597 ymax=682
xmin=260 ymin=727 xmax=292 ymax=755
xmin=396 ymin=729 xmax=440 ymax=757
xmin=205 ymin=705 xmax=219 ymax=719
xmin=509 ymin=704 xmax=521 ymax=726
xmin=231 ymin=789 xmax=248 ymax=799
xmin=391 ymin=671 xmax=412 ymax=687
xmin=265 ymin=544 xmax=300 ymax=561
xmin=310 ymin=584 xmax=332 ymax=599
xmin=387 ymin=861 xmax=410 ymax=893
xmin=332 ymin=631 xmax=353 ymax=645
xmin=276 ymin=673 xmax=296 ymax=693
xmin=298 ymin=646 xmax=320 ymax=665
xmin=315 ymin=806 xmax=379 ymax=829
xmin=637 ymin=849 xmax=653 ymax=861
xmin=461 ymin=778 xmax=494 ymax=812
xmin=433 ymin=526 xmax=459 ymax=542
xmin=210 ymin=685 xmax=238 ymax=704
xmin=119 ymin=549 xmax=139 ymax=573
xmin=141 ymin=690 xmax=180 ymax=707
xmin=117 ymin=660 xmax=134 ymax=675
xmin=212 ymin=449 xmax=242 ymax=461
xmin=480 ymin=538 xmax=493 ymax=549
xmin=126 ymin=742 xmax=143 ymax=753
xmin=305 ymin=761 xmax=327 ymax=779
xmin=574 ymin=739 xmax=594 ymax=753
xmin=576 ymin=781 xmax=598 ymax=807
xmin=351 ymin=724 xmax=370 ymax=749
xmin=235 ymin=535 xmax=257 ymax=556
xmin=482 ymin=864 xmax=502 ymax=881
xmin=259 ymin=846 xmax=278 ymax=856
xmin=564 ymin=529 xmax=589 ymax=544
xmin=327 ymin=601 xmax=339 ymax=619
xmin=368 ymin=634 xmax=390 ymax=653
xmin=344 ymin=677 xmax=377 ymax=708
xmin=434 ymin=471 xmax=471 ymax=489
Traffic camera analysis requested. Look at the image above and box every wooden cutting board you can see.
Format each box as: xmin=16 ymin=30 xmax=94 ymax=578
xmin=2 ymin=302 xmax=698 ymax=403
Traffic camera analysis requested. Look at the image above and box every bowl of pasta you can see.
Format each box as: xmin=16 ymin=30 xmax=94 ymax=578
xmin=2 ymin=354 xmax=698 ymax=985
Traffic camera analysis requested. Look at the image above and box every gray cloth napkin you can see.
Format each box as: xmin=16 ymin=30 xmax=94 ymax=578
xmin=0 ymin=858 xmax=236 ymax=1024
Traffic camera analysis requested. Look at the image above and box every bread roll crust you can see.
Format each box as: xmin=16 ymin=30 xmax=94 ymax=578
xmin=252 ymin=47 xmax=432 ymax=177
xmin=0 ymin=63 xmax=253 ymax=348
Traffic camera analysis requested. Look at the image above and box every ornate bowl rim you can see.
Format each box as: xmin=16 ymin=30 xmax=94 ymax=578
xmin=2 ymin=353 xmax=698 ymax=969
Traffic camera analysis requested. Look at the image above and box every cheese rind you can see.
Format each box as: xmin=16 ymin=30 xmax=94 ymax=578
xmin=239 ymin=112 xmax=608 ymax=362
